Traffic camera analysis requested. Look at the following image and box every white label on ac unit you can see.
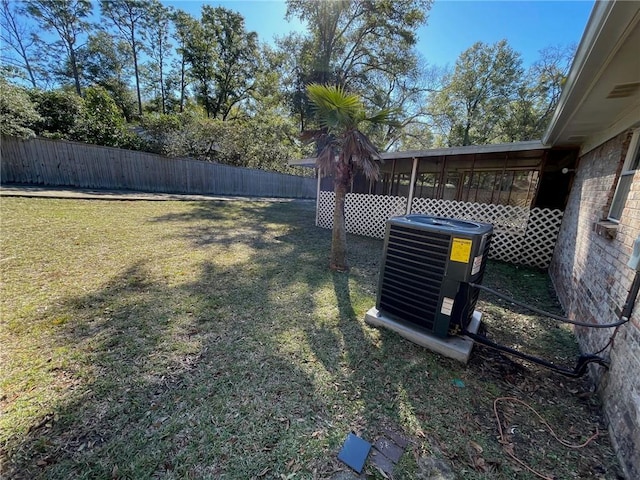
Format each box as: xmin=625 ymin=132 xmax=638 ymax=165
xmin=472 ymin=255 xmax=483 ymax=275
xmin=441 ymin=297 xmax=454 ymax=316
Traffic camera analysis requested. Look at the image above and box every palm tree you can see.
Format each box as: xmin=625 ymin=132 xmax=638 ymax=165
xmin=305 ymin=83 xmax=393 ymax=271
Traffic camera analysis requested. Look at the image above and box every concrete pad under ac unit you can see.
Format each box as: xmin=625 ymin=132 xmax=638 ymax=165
xmin=364 ymin=308 xmax=482 ymax=364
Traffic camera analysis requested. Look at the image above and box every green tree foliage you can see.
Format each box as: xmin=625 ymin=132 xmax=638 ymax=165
xmin=25 ymin=0 xmax=93 ymax=96
xmin=143 ymin=1 xmax=173 ymax=114
xmin=81 ymin=30 xmax=137 ymax=121
xmin=0 ymin=79 xmax=41 ymax=138
xmin=428 ymin=40 xmax=523 ymax=146
xmin=214 ymin=110 xmax=309 ymax=173
xmin=171 ymin=9 xmax=194 ymax=113
xmin=75 ymin=85 xmax=129 ymax=146
xmin=172 ymin=11 xmax=214 ymax=116
xmin=305 ymin=83 xmax=393 ymax=270
xmin=500 ymin=45 xmax=575 ymax=142
xmin=428 ymin=40 xmax=573 ymax=146
xmin=284 ymin=0 xmax=432 ymax=136
xmin=287 ymin=0 xmax=431 ymax=87
xmin=139 ymin=112 xmax=183 ymax=155
xmin=100 ymin=0 xmax=151 ymax=117
xmin=273 ymin=33 xmax=310 ymax=130
xmin=29 ymin=88 xmax=84 ymax=138
xmin=180 ymin=6 xmax=259 ymax=119
xmin=2 ymin=81 xmax=137 ymax=149
xmin=140 ymin=107 xmax=307 ymax=175
xmin=206 ymin=7 xmax=258 ymax=120
xmin=83 ymin=31 xmax=131 ymax=85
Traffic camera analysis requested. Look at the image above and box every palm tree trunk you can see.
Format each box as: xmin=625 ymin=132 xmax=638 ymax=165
xmin=330 ymin=167 xmax=350 ymax=271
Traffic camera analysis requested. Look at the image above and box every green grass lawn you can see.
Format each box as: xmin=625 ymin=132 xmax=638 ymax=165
xmin=0 ymin=196 xmax=623 ymax=479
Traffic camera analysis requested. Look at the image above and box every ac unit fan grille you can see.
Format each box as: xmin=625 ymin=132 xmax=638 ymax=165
xmin=378 ymin=224 xmax=450 ymax=330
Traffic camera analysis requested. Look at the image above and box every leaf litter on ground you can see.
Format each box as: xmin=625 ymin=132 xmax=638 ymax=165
xmin=0 ymin=197 xmax=624 ymax=480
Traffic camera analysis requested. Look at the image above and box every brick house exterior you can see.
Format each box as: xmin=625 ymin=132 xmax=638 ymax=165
xmin=543 ymin=2 xmax=640 ymax=477
xmin=549 ymin=131 xmax=639 ymax=478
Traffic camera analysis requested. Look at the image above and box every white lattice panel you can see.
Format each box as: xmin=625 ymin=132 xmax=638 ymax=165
xmin=317 ymin=191 xmax=407 ymax=238
xmin=316 ymin=192 xmax=563 ymax=269
xmin=410 ymin=197 xmax=529 ymax=230
xmin=345 ymin=193 xmax=407 ymax=238
xmin=490 ymin=230 xmax=526 ymax=264
xmin=317 ymin=191 xmax=335 ymax=229
xmin=520 ymin=208 xmax=564 ymax=268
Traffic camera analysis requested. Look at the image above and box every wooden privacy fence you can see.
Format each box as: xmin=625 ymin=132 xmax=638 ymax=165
xmin=0 ymin=136 xmax=316 ymax=198
xmin=317 ymin=191 xmax=564 ymax=269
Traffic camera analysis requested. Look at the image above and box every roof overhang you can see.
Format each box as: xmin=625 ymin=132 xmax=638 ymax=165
xmin=289 ymin=141 xmax=552 ymax=167
xmin=288 ymin=157 xmax=318 ymax=168
xmin=379 ymin=140 xmax=550 ymax=160
xmin=542 ymin=0 xmax=640 ymax=154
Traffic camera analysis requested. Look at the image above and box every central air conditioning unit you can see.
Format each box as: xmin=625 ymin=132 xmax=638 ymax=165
xmin=365 ymin=214 xmax=493 ymax=362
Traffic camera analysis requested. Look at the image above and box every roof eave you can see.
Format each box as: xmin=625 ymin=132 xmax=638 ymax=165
xmin=542 ymin=1 xmax=620 ymax=146
xmin=380 ymin=140 xmax=550 ymax=160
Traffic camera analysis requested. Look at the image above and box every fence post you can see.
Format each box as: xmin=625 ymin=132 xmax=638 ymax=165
xmin=315 ymin=171 xmax=321 ymax=226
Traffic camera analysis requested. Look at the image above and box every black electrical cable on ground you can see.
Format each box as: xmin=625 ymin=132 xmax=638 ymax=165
xmin=468 ymin=282 xmax=629 ymax=329
xmin=462 ymin=282 xmax=621 ymax=377
xmin=463 ymin=329 xmax=610 ymax=378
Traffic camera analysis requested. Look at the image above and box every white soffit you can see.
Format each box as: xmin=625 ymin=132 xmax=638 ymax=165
xmin=543 ymin=1 xmax=640 ymax=150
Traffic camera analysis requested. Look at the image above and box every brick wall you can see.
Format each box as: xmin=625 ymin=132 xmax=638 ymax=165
xmin=549 ymin=129 xmax=640 ymax=479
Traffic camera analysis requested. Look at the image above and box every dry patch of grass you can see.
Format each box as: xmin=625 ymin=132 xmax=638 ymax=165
xmin=0 ymin=197 xmax=623 ymax=479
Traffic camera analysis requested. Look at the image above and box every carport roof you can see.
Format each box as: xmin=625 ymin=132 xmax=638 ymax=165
xmin=289 ymin=140 xmax=550 ymax=168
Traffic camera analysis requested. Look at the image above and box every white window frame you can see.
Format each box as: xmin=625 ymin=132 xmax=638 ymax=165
xmin=608 ymin=129 xmax=640 ymax=222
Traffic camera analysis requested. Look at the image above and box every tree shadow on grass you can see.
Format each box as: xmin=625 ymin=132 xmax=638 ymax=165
xmin=2 ymin=200 xmax=336 ymax=479
xmin=4 ymin=259 xmax=328 ymax=478
xmin=306 ymin=240 xmax=622 ymax=478
xmin=2 ymin=199 xmax=623 ymax=480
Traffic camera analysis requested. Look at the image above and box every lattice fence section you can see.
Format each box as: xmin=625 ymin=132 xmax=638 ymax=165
xmin=410 ymin=197 xmax=529 ymax=229
xmin=317 ymin=191 xmax=408 ymax=238
xmin=345 ymin=193 xmax=408 ymax=238
xmin=317 ymin=191 xmax=335 ymax=229
xmin=411 ymin=198 xmax=563 ymax=268
xmin=316 ymin=192 xmax=563 ymax=268
xmin=520 ymin=208 xmax=565 ymax=268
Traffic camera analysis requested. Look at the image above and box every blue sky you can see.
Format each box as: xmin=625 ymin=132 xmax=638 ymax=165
xmin=419 ymin=1 xmax=594 ymax=66
xmin=165 ymin=0 xmax=595 ymax=67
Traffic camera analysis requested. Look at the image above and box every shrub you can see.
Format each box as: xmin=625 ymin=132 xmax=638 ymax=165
xmin=30 ymin=89 xmax=84 ymax=138
xmin=0 ymin=79 xmax=41 ymax=139
xmin=74 ymin=85 xmax=128 ymax=147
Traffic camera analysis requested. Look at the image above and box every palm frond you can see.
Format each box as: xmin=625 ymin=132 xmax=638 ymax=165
xmin=315 ymin=143 xmax=337 ymax=177
xmin=342 ymin=129 xmax=380 ymax=157
xmin=299 ymin=129 xmax=324 ymax=144
xmin=306 ymin=83 xmax=363 ymax=131
xmin=342 ymin=129 xmax=381 ymax=181
xmin=305 ymin=83 xmax=395 ymax=181
xmin=365 ymin=107 xmax=398 ymax=126
xmin=352 ymin=153 xmax=380 ymax=181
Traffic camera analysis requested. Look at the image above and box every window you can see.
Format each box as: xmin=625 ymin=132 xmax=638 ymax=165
xmin=609 ymin=130 xmax=640 ymax=222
